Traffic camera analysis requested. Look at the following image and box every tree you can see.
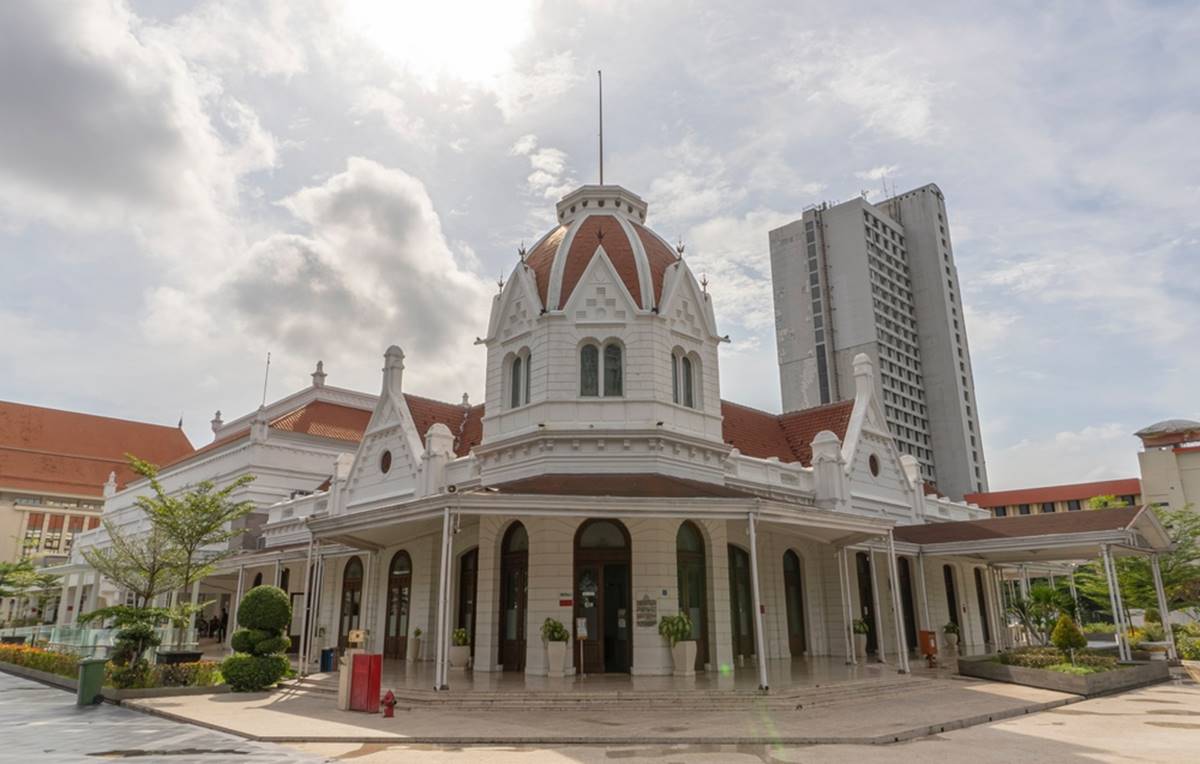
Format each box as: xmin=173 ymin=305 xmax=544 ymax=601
xmin=1051 ymin=614 xmax=1087 ymax=663
xmin=0 ymin=559 xmax=36 ymax=599
xmin=1072 ymin=505 xmax=1200 ymax=622
xmin=125 ymin=455 xmax=255 ymax=649
xmin=223 ymin=586 xmax=292 ymax=692
xmin=1008 ymin=584 xmax=1073 ymax=645
xmin=1088 ymin=494 xmax=1130 ymax=510
xmin=81 ymin=521 xmax=183 ymax=611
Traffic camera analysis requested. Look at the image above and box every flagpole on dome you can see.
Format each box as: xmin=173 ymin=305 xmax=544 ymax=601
xmin=598 ymin=69 xmax=603 ymax=185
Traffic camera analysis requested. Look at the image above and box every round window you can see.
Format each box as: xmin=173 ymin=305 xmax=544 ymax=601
xmin=380 ymin=450 xmax=392 ymax=474
xmin=868 ymin=454 xmax=880 ymax=477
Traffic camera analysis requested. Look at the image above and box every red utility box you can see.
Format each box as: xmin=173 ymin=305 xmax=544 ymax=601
xmin=350 ymin=653 xmax=382 ymax=713
xmin=918 ymin=630 xmax=938 ymax=657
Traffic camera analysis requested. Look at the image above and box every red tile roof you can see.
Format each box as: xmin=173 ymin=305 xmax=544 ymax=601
xmin=524 ymin=225 xmax=568 ymax=307
xmin=894 ymin=506 xmax=1143 ymax=545
xmin=720 ymin=399 xmax=854 ymax=466
xmin=963 ymin=478 xmax=1141 ymax=508
xmin=270 ymin=400 xmax=370 ymax=442
xmin=489 ymin=473 xmax=751 ymax=498
xmin=0 ymin=400 xmax=194 ymax=497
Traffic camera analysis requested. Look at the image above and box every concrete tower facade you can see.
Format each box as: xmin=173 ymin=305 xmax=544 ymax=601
xmin=769 ymin=184 xmax=987 ymax=499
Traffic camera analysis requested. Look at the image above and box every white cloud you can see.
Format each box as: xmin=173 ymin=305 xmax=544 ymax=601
xmin=986 ymin=424 xmax=1141 ymax=490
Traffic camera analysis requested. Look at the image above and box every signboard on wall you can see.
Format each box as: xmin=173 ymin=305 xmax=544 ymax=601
xmin=635 ymin=595 xmax=657 ymax=627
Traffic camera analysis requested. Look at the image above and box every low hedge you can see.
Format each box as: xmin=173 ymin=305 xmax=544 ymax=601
xmin=0 ymin=643 xmax=79 ymax=678
xmin=998 ymin=646 xmax=1118 ymax=672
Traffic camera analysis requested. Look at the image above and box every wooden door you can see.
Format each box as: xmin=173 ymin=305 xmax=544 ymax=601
xmin=783 ymin=550 xmax=807 ymax=656
xmin=384 ymin=551 xmax=411 ymax=660
xmin=499 ymin=523 xmax=528 ymax=672
xmin=898 ymin=557 xmax=918 ymax=651
xmin=676 ymin=521 xmax=708 ymax=671
xmin=338 ymin=557 xmax=363 ymax=649
xmin=727 ymin=544 xmax=756 ymax=659
xmin=574 ymin=519 xmax=632 ymax=674
xmin=855 ymin=552 xmax=878 ymax=655
xmin=457 ymin=548 xmax=479 ymax=657
xmin=974 ymin=568 xmax=992 ymax=647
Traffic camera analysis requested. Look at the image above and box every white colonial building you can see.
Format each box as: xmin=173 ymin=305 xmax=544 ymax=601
xmin=60 ymin=183 xmax=1176 ymax=687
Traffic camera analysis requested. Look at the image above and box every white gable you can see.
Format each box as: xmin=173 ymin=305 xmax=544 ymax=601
xmin=561 ymin=245 xmax=639 ymax=323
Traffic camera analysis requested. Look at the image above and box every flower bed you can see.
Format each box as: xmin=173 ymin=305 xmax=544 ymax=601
xmin=0 ymin=643 xmax=79 ymax=678
xmin=959 ymin=647 xmax=1168 ymax=697
xmin=1 ymin=644 xmax=222 ymax=690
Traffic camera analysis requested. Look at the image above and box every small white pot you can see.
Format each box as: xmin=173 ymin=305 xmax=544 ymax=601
xmin=408 ymin=638 xmax=422 ymax=662
xmin=944 ymin=632 xmax=959 ymax=650
xmin=853 ymin=633 xmax=868 ymax=658
xmin=448 ymin=644 xmax=470 ymax=671
xmin=672 ymin=640 xmax=697 ymax=677
xmin=546 ymin=640 xmax=568 ymax=677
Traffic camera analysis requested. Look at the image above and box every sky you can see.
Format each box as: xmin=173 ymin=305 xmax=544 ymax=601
xmin=1 ymin=0 xmax=1197 ymax=491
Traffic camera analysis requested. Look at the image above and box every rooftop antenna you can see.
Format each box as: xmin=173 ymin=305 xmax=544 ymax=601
xmin=260 ymin=351 xmax=271 ymax=407
xmin=597 ymin=69 xmax=604 ymax=185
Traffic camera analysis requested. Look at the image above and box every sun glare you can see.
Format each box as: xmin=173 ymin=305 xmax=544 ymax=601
xmin=343 ymin=0 xmax=535 ymax=89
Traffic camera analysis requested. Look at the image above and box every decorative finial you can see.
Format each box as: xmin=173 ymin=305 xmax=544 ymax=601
xmin=518 ymin=241 xmax=527 ymax=261
xmin=675 ymin=238 xmax=685 ymax=257
xmin=210 ymin=410 xmax=223 ymax=433
xmin=596 ymin=226 xmax=604 ymax=242
xmin=497 ymin=271 xmax=505 ymax=292
xmin=461 ymin=392 xmax=470 ymax=407
xmin=311 ymin=360 xmax=327 ymax=388
xmin=700 ymin=273 xmax=709 ymax=293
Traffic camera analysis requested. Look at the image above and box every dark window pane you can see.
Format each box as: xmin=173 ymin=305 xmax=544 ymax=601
xmin=604 ymin=344 xmax=623 ymax=396
xmin=580 ymin=345 xmax=599 ymax=396
xmin=510 ymin=356 xmax=523 ymax=408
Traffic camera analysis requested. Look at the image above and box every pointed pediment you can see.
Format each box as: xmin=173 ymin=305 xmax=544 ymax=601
xmin=659 ymin=263 xmax=719 ymax=341
xmin=561 ymin=244 xmax=639 ymax=323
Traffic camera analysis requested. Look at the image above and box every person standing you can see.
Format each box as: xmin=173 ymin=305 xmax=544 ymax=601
xmin=218 ymin=607 xmax=229 ymax=642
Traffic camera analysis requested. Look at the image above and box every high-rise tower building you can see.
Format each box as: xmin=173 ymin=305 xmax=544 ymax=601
xmin=769 ymin=183 xmax=987 ymax=499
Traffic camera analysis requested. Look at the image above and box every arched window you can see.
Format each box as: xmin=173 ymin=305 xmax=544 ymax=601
xmin=603 ymin=343 xmax=623 ymax=396
xmin=510 ymin=356 xmax=523 ymax=408
xmin=580 ymin=344 xmax=599 ymax=396
xmin=279 ymin=568 xmax=290 ymax=593
xmin=681 ymin=356 xmax=694 ymax=408
xmin=671 ymin=354 xmax=680 ymax=404
xmin=252 ymin=572 xmax=263 ymax=588
xmin=523 ymin=352 xmax=531 ymax=405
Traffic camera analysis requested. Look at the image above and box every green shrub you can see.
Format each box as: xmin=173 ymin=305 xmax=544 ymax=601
xmin=1082 ymin=622 xmax=1117 ymax=634
xmin=153 ymin=661 xmax=223 ymax=688
xmin=110 ymin=660 xmax=153 ymax=689
xmin=943 ymin=621 xmax=959 ymax=636
xmin=236 ymin=586 xmax=291 ymax=631
xmin=852 ymin=618 xmax=870 ymax=635
xmin=1051 ymin=615 xmax=1087 ymax=654
xmin=222 ymin=654 xmax=289 ymax=692
xmin=658 ymin=613 xmax=693 ymax=647
xmin=1178 ymin=636 xmax=1200 ymax=660
xmin=452 ymin=628 xmax=469 ymax=647
xmin=0 ymin=644 xmax=79 ymax=678
xmin=999 ymin=645 xmax=1118 ymax=672
xmin=110 ymin=622 xmax=161 ymax=667
xmin=540 ymin=618 xmax=569 ymax=642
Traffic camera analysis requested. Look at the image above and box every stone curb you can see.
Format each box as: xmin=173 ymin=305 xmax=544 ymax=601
xmin=119 ymin=691 xmax=1086 ymax=747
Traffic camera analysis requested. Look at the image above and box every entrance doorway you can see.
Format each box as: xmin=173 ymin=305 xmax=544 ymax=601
xmin=855 ymin=552 xmax=878 ymax=655
xmin=676 ymin=521 xmax=708 ymax=671
xmin=727 ymin=545 xmax=756 ymax=660
xmin=458 ymin=548 xmax=478 ymax=657
xmin=897 ymin=557 xmax=918 ymax=651
xmin=783 ymin=549 xmax=807 ymax=656
xmin=338 ymin=557 xmax=363 ymax=649
xmin=384 ymin=551 xmax=411 ymax=660
xmin=943 ymin=565 xmax=961 ymax=630
xmin=499 ymin=523 xmax=528 ymax=672
xmin=974 ymin=568 xmax=992 ymax=648
xmin=575 ymin=519 xmax=632 ymax=674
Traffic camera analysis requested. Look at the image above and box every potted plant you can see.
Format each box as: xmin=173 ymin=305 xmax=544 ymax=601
xmin=541 ymin=617 xmax=569 ymax=677
xmin=852 ymin=618 xmax=869 ymax=658
xmin=658 ymin=612 xmax=696 ymax=677
xmin=449 ymin=627 xmax=471 ymax=671
xmin=943 ymin=621 xmax=960 ymax=649
xmin=409 ymin=628 xmax=422 ymax=662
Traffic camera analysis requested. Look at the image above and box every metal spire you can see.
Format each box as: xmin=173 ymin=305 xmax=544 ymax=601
xmin=598 ymin=70 xmax=604 ymax=185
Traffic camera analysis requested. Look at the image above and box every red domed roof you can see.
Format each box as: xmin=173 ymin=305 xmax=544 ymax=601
xmin=524 ymin=186 xmax=679 ymax=311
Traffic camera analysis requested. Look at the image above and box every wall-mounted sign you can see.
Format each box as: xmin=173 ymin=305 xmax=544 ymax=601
xmin=635 ymin=595 xmax=657 ymax=627
xmin=559 ymin=599 xmax=573 ymax=607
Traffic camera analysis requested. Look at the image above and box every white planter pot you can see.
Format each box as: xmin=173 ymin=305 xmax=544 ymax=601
xmin=853 ymin=633 xmax=867 ymax=658
xmin=671 ymin=640 xmax=697 ymax=677
xmin=448 ymin=645 xmax=470 ymax=671
xmin=408 ymin=638 xmax=422 ymax=662
xmin=944 ymin=632 xmax=959 ymax=650
xmin=546 ymin=640 xmax=567 ymax=677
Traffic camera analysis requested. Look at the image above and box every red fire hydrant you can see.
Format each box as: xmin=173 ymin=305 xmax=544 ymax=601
xmin=381 ymin=690 xmax=396 ymax=718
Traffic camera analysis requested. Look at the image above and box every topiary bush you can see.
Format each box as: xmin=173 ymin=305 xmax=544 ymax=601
xmin=1051 ymin=614 xmax=1087 ymax=656
xmin=222 ymin=586 xmax=292 ymax=692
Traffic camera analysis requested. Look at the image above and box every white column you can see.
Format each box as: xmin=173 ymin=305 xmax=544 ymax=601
xmin=55 ymin=579 xmax=71 ymax=625
xmin=1150 ymin=555 xmax=1177 ymax=660
xmin=308 ymin=552 xmax=326 ymax=673
xmin=868 ymin=548 xmax=886 ymax=663
xmin=988 ymin=567 xmax=1006 ymax=651
xmin=273 ymin=559 xmax=282 ymax=588
xmin=836 ymin=549 xmax=853 ymax=664
xmin=746 ymin=513 xmax=769 ymax=690
xmin=86 ymin=571 xmax=101 ymax=614
xmin=434 ymin=508 xmax=451 ymax=690
xmin=915 ymin=554 xmax=932 ymax=639
xmin=298 ymin=540 xmax=315 ymax=674
xmin=1068 ymin=568 xmax=1080 ymax=613
xmin=187 ymin=580 xmax=201 ymax=647
xmin=983 ymin=567 xmax=1001 ymax=653
xmin=361 ymin=551 xmax=375 ymax=653
xmin=1019 ymin=565 xmax=1030 ymax=599
xmin=886 ymin=531 xmax=909 ymax=673
xmin=69 ymin=574 xmax=85 ymax=626
xmin=840 ymin=548 xmax=858 ymax=665
xmin=229 ymin=566 xmax=245 ymax=646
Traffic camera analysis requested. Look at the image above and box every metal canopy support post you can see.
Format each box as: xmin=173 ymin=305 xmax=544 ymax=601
xmin=1019 ymin=565 xmax=1030 ymax=599
xmin=187 ymin=580 xmax=201 ymax=647
xmin=747 ymin=512 xmax=770 ymax=691
xmin=56 ymin=579 xmax=71 ymax=625
xmin=69 ymin=575 xmax=85 ymax=626
xmin=836 ymin=548 xmax=854 ymax=664
xmin=886 ymin=531 xmax=909 ymax=673
xmin=984 ymin=567 xmax=1002 ymax=653
xmin=229 ymin=565 xmax=246 ymax=646
xmin=1150 ymin=554 xmax=1176 ymax=660
xmin=868 ymin=548 xmax=886 ymax=663
xmin=1101 ymin=545 xmax=1127 ymax=661
xmin=361 ymin=551 xmax=374 ymax=653
xmin=434 ymin=507 xmax=452 ymax=690
xmin=86 ymin=571 xmax=100 ymax=615
xmin=298 ymin=539 xmax=315 ymax=675
xmin=990 ymin=567 xmax=1007 ymax=650
xmin=1068 ymin=568 xmax=1080 ymax=614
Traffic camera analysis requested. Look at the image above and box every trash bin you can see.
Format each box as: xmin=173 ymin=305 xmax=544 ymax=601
xmin=320 ymin=647 xmax=337 ymax=673
xmin=77 ymin=657 xmax=106 ymax=706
